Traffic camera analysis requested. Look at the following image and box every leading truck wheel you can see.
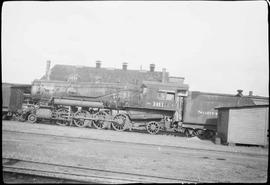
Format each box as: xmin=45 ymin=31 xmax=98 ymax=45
xmin=111 ymin=114 xmax=129 ymax=131
xmin=28 ymin=114 xmax=37 ymax=123
xmin=146 ymin=121 xmax=160 ymax=135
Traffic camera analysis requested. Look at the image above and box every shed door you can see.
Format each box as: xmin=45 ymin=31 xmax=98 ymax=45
xmin=228 ymin=108 xmax=268 ymax=145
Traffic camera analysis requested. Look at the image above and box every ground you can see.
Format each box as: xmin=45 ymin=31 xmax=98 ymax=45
xmin=3 ymin=172 xmax=86 ymax=184
xmin=2 ymin=120 xmax=269 ymax=183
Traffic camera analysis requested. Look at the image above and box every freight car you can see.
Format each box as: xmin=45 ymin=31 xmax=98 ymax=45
xmin=2 ymin=83 xmax=32 ymax=120
xmin=182 ymin=90 xmax=256 ymax=136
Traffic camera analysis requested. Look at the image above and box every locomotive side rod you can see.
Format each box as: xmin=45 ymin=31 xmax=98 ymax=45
xmin=52 ymin=116 xmax=120 ymax=124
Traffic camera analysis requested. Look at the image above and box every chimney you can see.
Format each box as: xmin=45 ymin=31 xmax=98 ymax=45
xmin=249 ymin=91 xmax=253 ymax=96
xmin=162 ymin=68 xmax=166 ymax=83
xmin=236 ymin=89 xmax=243 ymax=97
xmin=150 ymin=64 xmax=155 ymax=72
xmin=122 ymin=62 xmax=128 ymax=70
xmin=96 ymin=61 xmax=101 ymax=68
xmin=45 ymin=60 xmax=51 ymax=80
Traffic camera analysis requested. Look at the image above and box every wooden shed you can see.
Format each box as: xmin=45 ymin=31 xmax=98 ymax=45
xmin=215 ymin=104 xmax=269 ymax=146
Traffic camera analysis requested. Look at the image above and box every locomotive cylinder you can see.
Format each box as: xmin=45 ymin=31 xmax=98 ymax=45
xmin=54 ymin=98 xmax=104 ymax=108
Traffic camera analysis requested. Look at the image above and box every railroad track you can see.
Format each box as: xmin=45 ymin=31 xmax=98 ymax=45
xmin=3 ymin=157 xmax=199 ymax=183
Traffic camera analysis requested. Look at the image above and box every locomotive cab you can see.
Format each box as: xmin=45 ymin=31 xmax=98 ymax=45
xmin=139 ymin=81 xmax=189 ymax=132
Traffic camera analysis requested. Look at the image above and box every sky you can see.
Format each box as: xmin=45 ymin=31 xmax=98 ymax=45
xmin=1 ymin=1 xmax=269 ymax=97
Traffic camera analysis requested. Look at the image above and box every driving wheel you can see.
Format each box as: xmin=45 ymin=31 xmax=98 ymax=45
xmin=92 ymin=111 xmax=108 ymax=129
xmin=111 ymin=113 xmax=129 ymax=131
xmin=73 ymin=110 xmax=91 ymax=128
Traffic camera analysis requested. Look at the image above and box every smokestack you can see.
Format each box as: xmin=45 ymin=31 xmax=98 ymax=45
xmin=46 ymin=60 xmax=51 ymax=80
xmin=122 ymin=62 xmax=128 ymax=70
xmin=96 ymin=61 xmax=101 ymax=68
xmin=150 ymin=64 xmax=155 ymax=72
xmin=236 ymin=89 xmax=243 ymax=97
xmin=249 ymin=91 xmax=253 ymax=96
xmin=162 ymin=68 xmax=166 ymax=83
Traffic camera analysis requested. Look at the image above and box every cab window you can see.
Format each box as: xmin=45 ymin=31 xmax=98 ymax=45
xmin=166 ymin=93 xmax=175 ymax=101
xmin=157 ymin=92 xmax=175 ymax=101
xmin=157 ymin=92 xmax=166 ymax=100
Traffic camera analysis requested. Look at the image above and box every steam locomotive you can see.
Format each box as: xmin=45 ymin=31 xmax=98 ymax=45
xmin=22 ymin=79 xmax=189 ymax=135
xmin=3 ymin=62 xmax=262 ymax=138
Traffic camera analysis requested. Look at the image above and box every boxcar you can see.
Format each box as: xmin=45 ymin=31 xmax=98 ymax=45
xmin=2 ymin=83 xmax=31 ymax=119
xmin=182 ymin=91 xmax=255 ymax=131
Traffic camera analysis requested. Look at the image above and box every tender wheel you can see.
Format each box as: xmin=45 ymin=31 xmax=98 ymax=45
xmin=55 ymin=108 xmax=70 ymax=126
xmin=203 ymin=130 xmax=215 ymax=139
xmin=192 ymin=129 xmax=198 ymax=136
xmin=111 ymin=113 xmax=129 ymax=131
xmin=92 ymin=111 xmax=108 ymax=129
xmin=28 ymin=113 xmax=37 ymax=123
xmin=73 ymin=110 xmax=91 ymax=128
xmin=196 ymin=129 xmax=207 ymax=139
xmin=184 ymin=128 xmax=192 ymax=137
xmin=146 ymin=121 xmax=160 ymax=135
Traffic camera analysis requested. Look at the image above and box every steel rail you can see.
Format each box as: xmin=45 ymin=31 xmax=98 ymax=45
xmin=3 ymin=166 xmax=136 ymax=184
xmin=3 ymin=157 xmax=199 ymax=183
xmin=3 ymin=166 xmax=140 ymax=184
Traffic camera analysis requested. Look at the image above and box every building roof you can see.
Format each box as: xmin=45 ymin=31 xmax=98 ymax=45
xmin=45 ymin=64 xmax=173 ymax=85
